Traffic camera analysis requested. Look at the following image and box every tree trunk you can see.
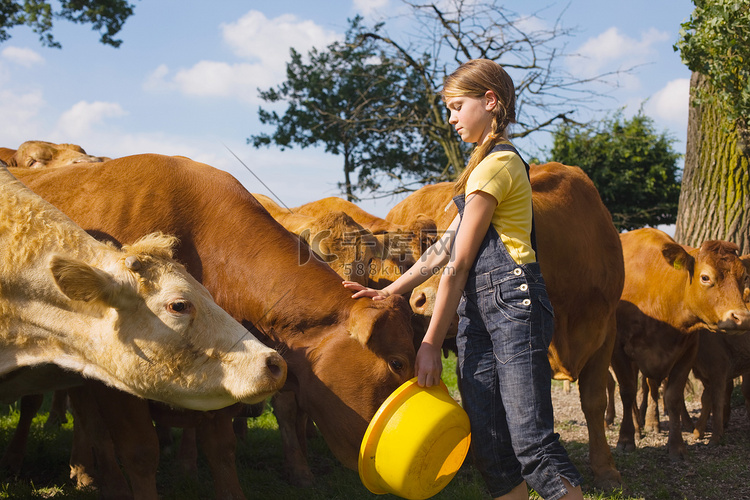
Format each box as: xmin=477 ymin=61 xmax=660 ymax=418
xmin=343 ymin=149 xmax=354 ymax=202
xmin=674 ymin=72 xmax=750 ymax=253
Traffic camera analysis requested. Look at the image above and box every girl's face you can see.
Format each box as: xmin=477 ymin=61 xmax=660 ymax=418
xmin=445 ymin=91 xmax=497 ymax=145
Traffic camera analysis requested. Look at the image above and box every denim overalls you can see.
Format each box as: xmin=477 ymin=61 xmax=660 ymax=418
xmin=453 ymin=145 xmax=583 ymax=499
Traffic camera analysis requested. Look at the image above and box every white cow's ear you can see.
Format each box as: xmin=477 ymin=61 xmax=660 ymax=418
xmin=49 ymin=254 xmax=123 ymax=307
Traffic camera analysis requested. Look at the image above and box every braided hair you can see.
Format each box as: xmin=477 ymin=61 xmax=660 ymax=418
xmin=441 ymin=59 xmax=517 ymax=196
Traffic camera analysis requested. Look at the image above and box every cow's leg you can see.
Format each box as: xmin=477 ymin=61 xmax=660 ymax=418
xmin=604 ymin=369 xmax=616 ymax=427
xmin=177 ymin=428 xmax=199 ymax=473
xmin=664 ymin=342 xmax=697 ymax=461
xmin=233 ymin=417 xmax=248 ymax=441
xmin=693 ymin=377 xmax=711 ymax=440
xmin=67 ymin=385 xmax=132 ymax=499
xmin=0 ymin=394 xmax=43 ymax=476
xmin=154 ymin=420 xmax=176 ymax=457
xmin=706 ymin=375 xmax=729 ymax=446
xmin=272 ymin=391 xmax=315 ymax=487
xmin=69 ymin=400 xmax=97 ymax=491
xmin=44 ymin=389 xmax=69 ymax=429
xmin=89 ymin=385 xmax=160 ymax=500
xmin=742 ymin=373 xmax=750 ymax=425
xmin=612 ymin=341 xmax=639 ymax=453
xmin=232 ymin=402 xmax=266 ymax=441
xmin=643 ymin=376 xmax=663 ymax=434
xmin=578 ymin=323 xmax=621 ymax=489
xmin=680 ymin=395 xmax=695 ymax=433
xmin=721 ymin=378 xmax=733 ymax=429
xmin=196 ymin=408 xmax=246 ymax=500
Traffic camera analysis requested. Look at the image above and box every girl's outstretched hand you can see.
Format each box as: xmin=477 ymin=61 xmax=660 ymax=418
xmin=342 ymin=281 xmax=390 ymax=300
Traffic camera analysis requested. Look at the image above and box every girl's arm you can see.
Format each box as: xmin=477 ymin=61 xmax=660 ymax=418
xmin=343 ymin=213 xmax=462 ymax=299
xmin=416 ymin=190 xmax=497 ymax=387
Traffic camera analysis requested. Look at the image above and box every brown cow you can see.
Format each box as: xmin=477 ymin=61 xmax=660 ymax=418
xmin=292 ymin=195 xmax=438 ymax=268
xmin=691 ymin=329 xmax=750 ymax=445
xmin=14 ymin=154 xmax=415 ymax=497
xmin=384 ymin=164 xmax=625 ymax=489
xmin=1 ymin=140 xmax=108 ymax=168
xmin=289 ymin=195 xmax=438 ymax=333
xmin=252 ymin=193 xmax=386 ymax=286
xmin=612 ymin=228 xmax=750 ymax=460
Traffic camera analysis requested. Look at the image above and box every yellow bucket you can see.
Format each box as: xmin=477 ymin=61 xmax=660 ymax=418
xmin=358 ymin=377 xmax=471 ymax=499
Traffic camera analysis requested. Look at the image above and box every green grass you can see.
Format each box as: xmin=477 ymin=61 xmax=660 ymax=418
xmin=0 ymin=367 xmax=747 ymax=499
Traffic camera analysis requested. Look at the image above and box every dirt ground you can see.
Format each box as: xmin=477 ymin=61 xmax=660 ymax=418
xmin=550 ymin=377 xmax=750 ymax=499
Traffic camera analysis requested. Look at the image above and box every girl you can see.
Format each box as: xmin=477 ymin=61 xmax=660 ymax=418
xmin=344 ymin=59 xmax=583 ymax=500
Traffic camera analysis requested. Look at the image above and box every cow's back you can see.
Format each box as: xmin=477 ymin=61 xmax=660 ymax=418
xmin=387 ymin=182 xmax=456 ymax=230
xmin=13 ymin=154 xmax=339 ymax=302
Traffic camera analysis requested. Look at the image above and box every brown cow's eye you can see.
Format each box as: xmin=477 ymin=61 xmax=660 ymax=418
xmin=168 ymin=301 xmax=191 ymax=314
xmin=389 ymin=358 xmax=404 ymax=372
xmin=700 ymin=274 xmax=712 ymax=284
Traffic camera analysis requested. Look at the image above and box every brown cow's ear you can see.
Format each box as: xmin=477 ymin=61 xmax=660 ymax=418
xmin=662 ymin=243 xmax=694 ymax=273
xmin=347 ymin=297 xmax=399 ymax=346
xmin=740 ymin=254 xmax=750 ymax=273
xmin=411 ymin=217 xmax=439 ymax=253
xmin=347 ymin=299 xmax=380 ymax=346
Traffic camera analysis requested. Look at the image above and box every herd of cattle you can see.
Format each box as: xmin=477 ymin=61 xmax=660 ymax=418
xmin=0 ymin=140 xmax=749 ymax=498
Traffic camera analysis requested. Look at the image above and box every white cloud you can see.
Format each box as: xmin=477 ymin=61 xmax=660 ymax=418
xmin=144 ymin=11 xmax=341 ymax=104
xmin=354 ymin=0 xmax=390 ymax=16
xmin=569 ymin=27 xmax=670 ymax=80
xmin=55 ymin=101 xmax=127 ymax=139
xmin=172 ymin=60 xmax=275 ymax=100
xmin=143 ymin=64 xmax=173 ymax=91
xmin=646 ymin=78 xmax=690 ymax=126
xmin=1 ymin=46 xmax=44 ymax=67
xmin=0 ymin=89 xmax=46 ymax=145
xmin=222 ymin=11 xmax=340 ymax=66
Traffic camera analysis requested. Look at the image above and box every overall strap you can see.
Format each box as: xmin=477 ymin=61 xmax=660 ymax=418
xmin=488 ymin=143 xmax=538 ymax=254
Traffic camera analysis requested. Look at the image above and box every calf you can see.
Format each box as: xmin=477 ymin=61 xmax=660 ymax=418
xmin=612 ymin=228 xmax=750 ymax=460
xmin=691 ymin=329 xmax=750 ymax=445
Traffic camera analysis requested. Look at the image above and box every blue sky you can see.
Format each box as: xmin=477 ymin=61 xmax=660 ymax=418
xmin=0 ymin=0 xmax=695 ymax=216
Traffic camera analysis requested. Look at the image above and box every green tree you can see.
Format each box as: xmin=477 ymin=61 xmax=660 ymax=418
xmin=254 ymin=1 xmax=627 ymax=200
xmin=0 ymin=0 xmax=136 ymax=48
xmin=250 ymin=17 xmax=445 ymax=201
xmin=674 ymin=0 xmax=750 ymax=251
xmin=548 ymin=111 xmax=682 ymax=231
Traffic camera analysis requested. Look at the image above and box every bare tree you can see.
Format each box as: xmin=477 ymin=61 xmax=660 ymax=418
xmin=362 ymin=0 xmax=627 ymax=181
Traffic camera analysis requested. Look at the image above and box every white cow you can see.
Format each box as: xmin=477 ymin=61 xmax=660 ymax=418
xmin=0 ymin=165 xmax=286 ymax=410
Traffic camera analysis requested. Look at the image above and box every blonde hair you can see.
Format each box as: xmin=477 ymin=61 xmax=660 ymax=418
xmin=441 ymin=59 xmax=517 ymax=195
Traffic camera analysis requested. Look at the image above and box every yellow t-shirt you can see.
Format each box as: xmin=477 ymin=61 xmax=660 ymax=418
xmin=464 ymin=143 xmax=536 ymax=265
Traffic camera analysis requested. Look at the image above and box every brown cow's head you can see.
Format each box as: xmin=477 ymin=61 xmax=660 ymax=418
xmin=9 ymin=140 xmax=108 ymax=169
xmin=662 ymin=240 xmax=750 ymax=332
xmin=291 ymin=294 xmax=415 ymax=470
xmin=297 ymin=211 xmax=386 ymax=286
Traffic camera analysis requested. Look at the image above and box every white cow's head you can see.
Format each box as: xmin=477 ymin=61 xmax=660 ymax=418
xmin=49 ymin=232 xmax=287 ymax=411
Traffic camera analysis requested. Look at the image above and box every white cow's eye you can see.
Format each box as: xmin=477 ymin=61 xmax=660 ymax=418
xmin=167 ymin=300 xmax=192 ymax=315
